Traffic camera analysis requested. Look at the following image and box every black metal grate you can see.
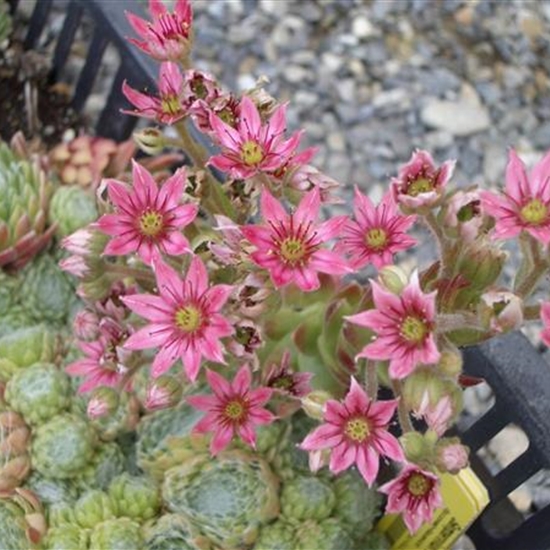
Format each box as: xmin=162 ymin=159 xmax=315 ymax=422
xmin=8 ymin=1 xmax=550 ymax=548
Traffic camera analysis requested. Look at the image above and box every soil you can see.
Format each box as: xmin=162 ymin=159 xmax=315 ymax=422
xmin=0 ymin=21 xmax=86 ymax=146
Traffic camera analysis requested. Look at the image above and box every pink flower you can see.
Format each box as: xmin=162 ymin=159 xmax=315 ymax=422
xmin=122 ymin=62 xmax=189 ymax=125
xmin=444 ymin=189 xmax=483 ymax=242
xmin=66 ymin=318 xmax=131 ymax=394
xmin=264 ymin=350 xmax=313 ymax=398
xmin=336 ymin=187 xmax=417 ymax=270
xmin=347 ymin=272 xmax=440 ymax=379
xmin=480 ymin=149 xmax=550 ymax=245
xmin=480 ymin=290 xmax=523 ymax=333
xmin=300 ymin=378 xmax=404 ymax=486
xmin=241 ymin=188 xmax=350 ymax=292
xmin=541 ymin=302 xmax=550 ymax=347
xmin=379 ymin=464 xmax=443 ymax=534
xmin=392 ymin=150 xmax=455 ymax=210
xmin=97 ymin=161 xmax=198 ymax=265
xmin=122 ymin=256 xmax=234 ymax=381
xmin=436 ymin=442 xmax=469 ymax=474
xmin=126 ymin=0 xmax=193 ymax=62
xmin=208 ymin=96 xmax=304 ymax=179
xmin=187 ymin=365 xmax=275 ymax=455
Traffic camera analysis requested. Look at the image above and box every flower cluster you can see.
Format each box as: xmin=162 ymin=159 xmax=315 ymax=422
xmin=59 ymin=0 xmax=550 ymax=537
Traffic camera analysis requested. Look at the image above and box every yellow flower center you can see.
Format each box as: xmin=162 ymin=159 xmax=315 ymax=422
xmin=139 ymin=210 xmax=164 ymax=237
xmin=400 ymin=316 xmax=427 ymax=343
xmin=224 ymin=399 xmax=246 ymax=421
xmin=240 ymin=140 xmax=264 ymax=166
xmin=365 ymin=228 xmax=388 ymax=250
xmin=174 ymin=305 xmax=202 ymax=333
xmin=344 ymin=417 xmax=371 ymax=443
xmin=279 ymin=237 xmax=306 ymax=265
xmin=520 ymin=198 xmax=547 ymax=225
xmin=407 ymin=177 xmax=433 ymax=197
xmin=407 ymin=472 xmax=431 ymax=497
xmin=161 ymin=94 xmax=182 ymax=115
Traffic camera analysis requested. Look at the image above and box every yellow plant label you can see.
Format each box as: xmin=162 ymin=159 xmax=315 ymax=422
xmin=376 ymin=467 xmax=490 ymax=550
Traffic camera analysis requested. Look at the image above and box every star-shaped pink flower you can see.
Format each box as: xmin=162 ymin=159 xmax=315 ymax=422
xmin=347 ymin=272 xmax=440 ymax=379
xmin=187 ymin=365 xmax=275 ymax=455
xmin=336 ymin=187 xmax=417 ymax=270
xmin=208 ymin=95 xmax=304 ymax=179
xmin=126 ymin=0 xmax=193 ymax=62
xmin=241 ymin=187 xmax=351 ymax=292
xmin=480 ymin=149 xmax=550 ymax=245
xmin=379 ymin=464 xmax=443 ymax=534
xmin=122 ymin=62 xmax=190 ymax=125
xmin=122 ymin=256 xmax=234 ymax=381
xmin=97 ymin=161 xmax=198 ymax=265
xmin=300 ymin=378 xmax=403 ymax=486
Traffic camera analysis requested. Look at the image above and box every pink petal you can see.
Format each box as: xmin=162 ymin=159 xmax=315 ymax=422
xmin=372 ymin=431 xmax=405 ymax=462
xmin=210 ymin=427 xmax=234 ymax=455
xmin=369 ymin=399 xmax=399 ymax=426
xmin=162 ymin=231 xmax=191 ymax=256
xmin=238 ymin=423 xmax=257 ymax=448
xmin=356 ymin=445 xmax=380 ymax=486
xmin=324 ymin=400 xmax=347 ymax=424
xmin=131 ymin=160 xmax=158 ymax=208
xmin=122 ymin=82 xmax=158 ymax=114
xmin=232 ymin=365 xmax=252 ymax=394
xmin=159 ymin=62 xmax=184 ymax=96
xmin=210 ymin=114 xmax=242 ymax=151
xmin=158 ymin=168 xmax=186 ymax=209
xmin=294 ymin=267 xmax=320 ymax=292
xmin=103 ymin=235 xmax=138 ymax=257
xmin=181 ymin=343 xmax=202 ymax=382
xmin=260 ymin=189 xmax=287 ymax=225
xmin=300 ymin=423 xmax=342 ymax=451
xmin=238 ymin=96 xmax=262 ymax=138
xmin=206 ymin=368 xmax=232 ymax=398
xmin=329 ymin=441 xmax=356 ymax=474
xmin=315 ymin=215 xmax=349 ymax=241
xmin=191 ymin=413 xmax=217 ymax=433
xmin=309 ymin=250 xmax=351 ymax=275
xmin=248 ymin=407 xmax=276 ymax=425
xmin=294 ymin=187 xmax=320 ymax=227
xmin=186 ymin=395 xmax=217 ymax=411
xmin=151 ymin=339 xmax=181 ymax=376
xmin=264 ymin=102 xmax=287 ymax=140
xmin=248 ymin=387 xmax=273 ymax=408
xmin=506 ymin=149 xmax=530 ymax=202
xmin=344 ymin=377 xmax=370 ymax=413
xmin=124 ymin=324 xmax=172 ymax=350
xmin=203 ymin=284 xmax=234 ymax=312
xmin=187 ymin=255 xmax=209 ymax=295
xmin=153 ymin=259 xmax=184 ymax=304
xmin=125 ymin=11 xmax=151 ymax=38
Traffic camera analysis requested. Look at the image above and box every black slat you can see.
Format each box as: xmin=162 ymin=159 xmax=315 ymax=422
xmin=50 ymin=0 xmax=84 ymax=81
xmin=71 ymin=26 xmax=108 ymax=112
xmin=23 ymin=0 xmax=54 ymax=49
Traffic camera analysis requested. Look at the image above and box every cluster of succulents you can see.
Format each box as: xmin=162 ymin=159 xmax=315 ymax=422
xmin=0 ymin=348 xmax=388 ymax=549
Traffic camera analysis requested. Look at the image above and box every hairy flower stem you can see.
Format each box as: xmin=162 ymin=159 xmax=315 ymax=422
xmin=436 ymin=312 xmax=485 ymax=333
xmin=391 ymin=379 xmax=414 ymax=433
xmin=516 ymin=237 xmax=548 ymax=298
xmin=175 ymin=121 xmax=236 ymax=220
xmin=422 ymin=210 xmax=453 ymax=280
xmin=105 ymin=264 xmax=156 ymax=284
xmin=364 ymin=360 xmax=379 ymax=401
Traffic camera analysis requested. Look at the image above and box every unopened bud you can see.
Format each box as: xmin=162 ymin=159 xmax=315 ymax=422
xmin=301 ymin=390 xmax=332 ymax=420
xmin=73 ymin=310 xmax=99 ymax=341
xmin=435 ymin=438 xmax=469 ymax=474
xmin=378 ymin=265 xmax=409 ymax=294
xmin=87 ymin=387 xmax=120 ymax=420
xmin=437 ymin=342 xmax=463 ymax=377
xmin=480 ymin=290 xmax=523 ymax=333
xmin=144 ymin=375 xmax=183 ymax=411
xmin=457 ymin=240 xmax=507 ymax=290
xmin=133 ymin=128 xmax=166 ymax=155
xmin=399 ymin=431 xmax=434 ymax=466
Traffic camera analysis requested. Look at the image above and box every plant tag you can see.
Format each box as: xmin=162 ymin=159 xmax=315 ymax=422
xmin=376 ymin=467 xmax=489 ymax=550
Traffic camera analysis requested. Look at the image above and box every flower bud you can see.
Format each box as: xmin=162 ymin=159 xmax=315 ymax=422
xmin=480 ymin=290 xmax=523 ymax=333
xmin=133 ymin=128 xmax=166 ymax=156
xmin=399 ymin=431 xmax=434 ymax=466
xmin=437 ymin=341 xmax=463 ymax=378
xmin=301 ymin=390 xmax=332 ymax=420
xmin=144 ymin=375 xmax=183 ymax=411
xmin=435 ymin=438 xmax=469 ymax=474
xmin=87 ymin=387 xmax=120 ymax=420
xmin=73 ymin=310 xmax=99 ymax=341
xmin=378 ymin=265 xmax=409 ymax=294
xmin=456 ymin=239 xmax=507 ymax=290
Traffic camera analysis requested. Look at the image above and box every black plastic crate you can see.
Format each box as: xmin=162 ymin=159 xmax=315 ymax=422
xmin=8 ymin=1 xmax=550 ymax=548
